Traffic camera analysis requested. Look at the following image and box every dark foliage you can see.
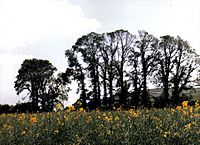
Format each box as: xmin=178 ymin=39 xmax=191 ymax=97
xmin=14 ymin=58 xmax=68 ymax=112
xmin=0 ymin=102 xmax=33 ymax=114
xmin=64 ymin=29 xmax=199 ymax=110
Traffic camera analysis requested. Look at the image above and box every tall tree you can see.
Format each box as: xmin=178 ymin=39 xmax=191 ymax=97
xmin=114 ymin=30 xmax=136 ymax=106
xmin=171 ymin=36 xmax=199 ymax=105
xmin=71 ymin=32 xmax=102 ymax=108
xmin=101 ymin=32 xmax=119 ymax=106
xmin=14 ymin=58 xmax=57 ymax=112
xmin=65 ymin=49 xmax=87 ymax=108
xmin=98 ymin=33 xmax=109 ymax=106
xmin=128 ymin=48 xmax=142 ymax=107
xmin=153 ymin=35 xmax=177 ymax=105
xmin=136 ymin=30 xmax=159 ymax=106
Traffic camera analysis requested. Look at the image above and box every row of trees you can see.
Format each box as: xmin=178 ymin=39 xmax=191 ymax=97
xmin=0 ymin=103 xmax=33 ymax=114
xmin=14 ymin=29 xmax=199 ymax=112
xmin=64 ymin=30 xmax=199 ymax=109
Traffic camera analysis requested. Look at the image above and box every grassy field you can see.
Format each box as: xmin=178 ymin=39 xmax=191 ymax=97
xmin=150 ymin=88 xmax=200 ymax=101
xmin=0 ymin=101 xmax=199 ymax=145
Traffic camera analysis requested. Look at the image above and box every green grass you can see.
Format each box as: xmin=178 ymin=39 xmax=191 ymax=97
xmin=190 ymin=92 xmax=200 ymax=100
xmin=150 ymin=88 xmax=200 ymax=100
xmin=0 ymin=104 xmax=199 ymax=145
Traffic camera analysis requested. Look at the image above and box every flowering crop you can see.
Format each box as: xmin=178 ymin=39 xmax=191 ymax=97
xmin=29 ymin=117 xmax=37 ymax=123
xmin=0 ymin=101 xmax=199 ymax=144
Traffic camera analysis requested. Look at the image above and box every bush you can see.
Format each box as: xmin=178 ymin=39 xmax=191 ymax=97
xmin=0 ymin=104 xmax=13 ymax=114
xmin=0 ymin=102 xmax=33 ymax=114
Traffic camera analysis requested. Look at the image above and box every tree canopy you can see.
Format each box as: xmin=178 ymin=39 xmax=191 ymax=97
xmin=15 ymin=58 xmax=68 ymax=112
xmin=64 ymin=29 xmax=199 ymax=109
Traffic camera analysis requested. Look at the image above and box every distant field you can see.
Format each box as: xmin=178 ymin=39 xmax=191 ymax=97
xmin=149 ymin=88 xmax=200 ymax=101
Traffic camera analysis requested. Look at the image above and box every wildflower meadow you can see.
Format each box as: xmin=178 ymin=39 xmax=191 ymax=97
xmin=0 ymin=101 xmax=199 ymax=145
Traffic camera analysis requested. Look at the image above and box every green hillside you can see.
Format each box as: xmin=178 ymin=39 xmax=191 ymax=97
xmin=149 ymin=88 xmax=200 ymax=101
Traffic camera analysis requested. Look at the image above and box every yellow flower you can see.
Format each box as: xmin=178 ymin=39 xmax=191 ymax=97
xmin=97 ymin=115 xmax=101 ymax=119
xmin=129 ymin=109 xmax=140 ymax=117
xmin=195 ymin=100 xmax=199 ymax=108
xmin=18 ymin=116 xmax=24 ymax=122
xmin=176 ymin=106 xmax=181 ymax=110
xmin=194 ymin=114 xmax=200 ymax=118
xmin=30 ymin=117 xmax=37 ymax=123
xmin=185 ymin=123 xmax=192 ymax=129
xmin=182 ymin=110 xmax=187 ymax=116
xmin=68 ymin=105 xmax=75 ymax=111
xmin=3 ymin=124 xmax=12 ymax=129
xmin=79 ymin=107 xmax=85 ymax=112
xmin=191 ymin=121 xmax=196 ymax=125
xmin=163 ymin=131 xmax=170 ymax=138
xmin=114 ymin=116 xmax=120 ymax=121
xmin=189 ymin=107 xmax=193 ymax=113
xmin=105 ymin=116 xmax=112 ymax=122
xmin=182 ymin=101 xmax=188 ymax=108
xmin=64 ymin=115 xmax=68 ymax=121
xmin=55 ymin=103 xmax=63 ymax=111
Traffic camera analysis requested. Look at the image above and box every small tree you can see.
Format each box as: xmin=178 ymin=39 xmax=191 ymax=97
xmin=14 ymin=58 xmax=66 ymax=112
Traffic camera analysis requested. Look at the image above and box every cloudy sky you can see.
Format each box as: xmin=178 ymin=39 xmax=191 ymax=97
xmin=0 ymin=0 xmax=199 ymax=105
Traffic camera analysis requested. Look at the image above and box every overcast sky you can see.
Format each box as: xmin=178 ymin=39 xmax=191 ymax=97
xmin=0 ymin=0 xmax=199 ymax=105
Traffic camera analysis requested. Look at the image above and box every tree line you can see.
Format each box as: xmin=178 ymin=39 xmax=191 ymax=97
xmin=64 ymin=30 xmax=199 ymax=109
xmin=0 ymin=103 xmax=34 ymax=114
xmin=14 ymin=29 xmax=199 ymax=112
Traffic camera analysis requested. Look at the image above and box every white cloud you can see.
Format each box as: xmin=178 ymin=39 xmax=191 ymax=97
xmin=0 ymin=0 xmax=101 ymax=104
xmin=0 ymin=53 xmax=33 ymax=104
xmin=146 ymin=0 xmax=200 ymax=52
xmin=112 ymin=0 xmax=200 ymax=53
xmin=0 ymin=0 xmax=100 ymax=52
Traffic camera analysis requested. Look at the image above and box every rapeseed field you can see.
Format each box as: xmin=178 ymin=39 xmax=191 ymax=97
xmin=0 ymin=101 xmax=199 ymax=145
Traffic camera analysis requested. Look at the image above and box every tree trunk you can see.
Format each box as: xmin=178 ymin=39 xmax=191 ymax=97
xmin=142 ymin=70 xmax=148 ymax=106
xmin=92 ymin=64 xmax=98 ymax=106
xmin=103 ymin=65 xmax=107 ymax=106
xmin=96 ymin=66 xmax=101 ymax=107
xmin=133 ymin=74 xmax=139 ymax=106
xmin=142 ymin=51 xmax=148 ymax=107
xmin=108 ymin=68 xmax=113 ymax=105
xmin=80 ymin=70 xmax=87 ymax=109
